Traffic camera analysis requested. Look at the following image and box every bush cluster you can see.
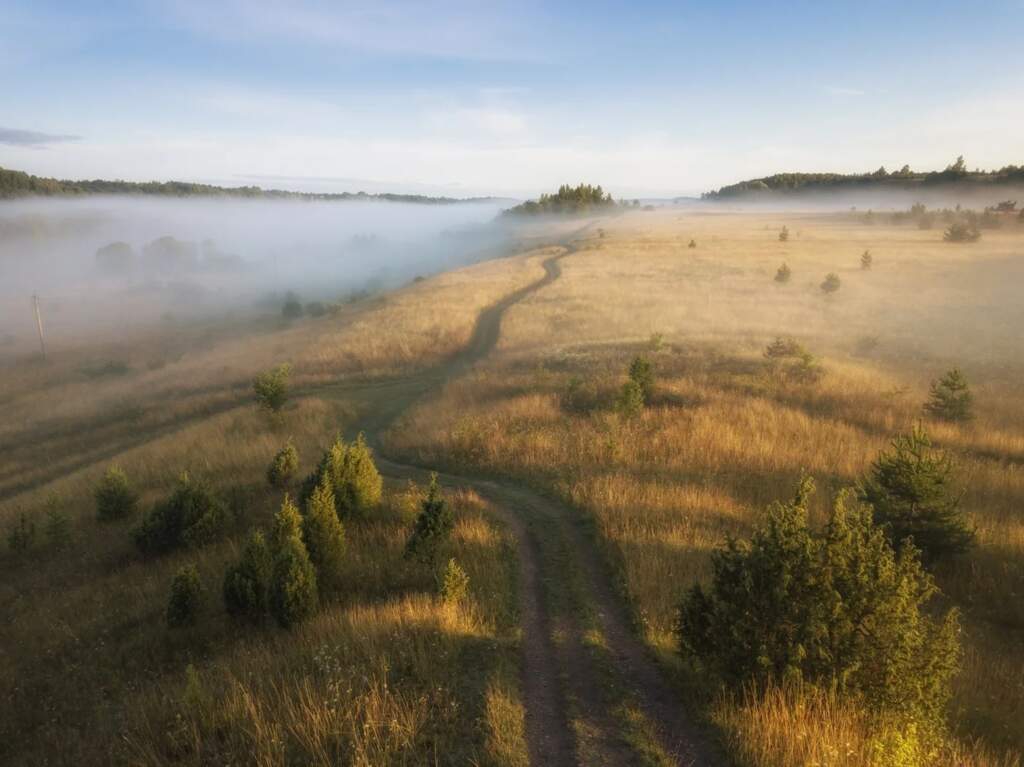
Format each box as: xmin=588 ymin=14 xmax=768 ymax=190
xmin=677 ymin=477 xmax=960 ymax=731
xmin=299 ymin=433 xmax=382 ymax=519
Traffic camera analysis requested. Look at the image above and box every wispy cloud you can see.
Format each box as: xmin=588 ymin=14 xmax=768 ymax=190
xmin=0 ymin=127 xmax=81 ymax=148
xmin=161 ymin=0 xmax=549 ymax=61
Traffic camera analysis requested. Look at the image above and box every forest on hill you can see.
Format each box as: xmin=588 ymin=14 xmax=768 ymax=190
xmin=0 ymin=166 xmax=484 ymax=204
xmin=503 ymin=183 xmax=618 ymax=216
xmin=703 ymin=156 xmax=1024 ymax=199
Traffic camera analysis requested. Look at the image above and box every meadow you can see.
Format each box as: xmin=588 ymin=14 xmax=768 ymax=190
xmin=2 ymin=208 xmax=1023 ymax=766
xmin=387 ymin=211 xmax=1024 ymax=765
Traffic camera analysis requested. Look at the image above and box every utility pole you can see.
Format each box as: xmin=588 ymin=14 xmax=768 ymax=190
xmin=32 ymin=293 xmax=46 ymax=359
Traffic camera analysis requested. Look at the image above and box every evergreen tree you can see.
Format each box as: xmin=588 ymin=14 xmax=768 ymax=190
xmin=820 ymin=272 xmax=841 ymax=294
xmin=923 ymin=367 xmax=974 ymax=422
xmin=778 ymin=226 xmax=789 ymax=242
xmin=134 ymin=473 xmax=227 ymax=555
xmin=616 ymin=379 xmax=645 ymax=418
xmin=7 ymin=512 xmax=37 ymax=553
xmin=167 ymin=564 xmax=204 ymax=628
xmin=253 ymin=363 xmax=291 ymax=413
xmin=269 ymin=495 xmax=318 ymax=627
xmin=774 ymin=262 xmax=791 ymax=283
xmin=859 ymin=426 xmax=974 ymax=563
xmin=267 ymin=440 xmax=299 ymax=488
xmin=860 ymin=249 xmax=873 ymax=270
xmin=405 ymin=474 xmax=454 ymax=563
xmin=299 ymin=434 xmax=382 ymax=518
xmin=303 ymin=477 xmax=347 ymax=593
xmin=438 ymin=558 xmax=470 ymax=605
xmin=677 ymin=477 xmax=960 ymax=729
xmin=94 ymin=464 xmax=138 ymax=521
xmin=628 ymin=355 xmax=654 ymax=400
xmin=223 ymin=529 xmax=273 ymax=621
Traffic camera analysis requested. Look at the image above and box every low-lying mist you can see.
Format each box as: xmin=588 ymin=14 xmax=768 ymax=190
xmin=0 ymin=196 xmax=513 ymax=349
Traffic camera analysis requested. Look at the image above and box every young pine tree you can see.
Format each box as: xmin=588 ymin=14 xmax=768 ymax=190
xmin=267 ymin=440 xmax=299 ymax=488
xmin=338 ymin=433 xmax=383 ymax=517
xmin=778 ymin=226 xmax=789 ymax=242
xmin=94 ymin=464 xmax=138 ymax=521
xmin=860 ymin=249 xmax=873 ymax=270
xmin=923 ymin=367 xmax=974 ymax=422
xmin=438 ymin=558 xmax=470 ymax=606
xmin=167 ymin=564 xmax=204 ymax=628
xmin=677 ymin=477 xmax=960 ymax=729
xmin=820 ymin=272 xmax=841 ymax=294
xmin=133 ymin=473 xmax=227 ymax=555
xmin=616 ymin=379 xmax=645 ymax=418
xmin=253 ymin=363 xmax=291 ymax=414
xmin=859 ymin=425 xmax=974 ymax=563
xmin=405 ymin=474 xmax=454 ymax=563
xmin=774 ymin=262 xmax=791 ymax=283
xmin=302 ymin=477 xmax=347 ymax=593
xmin=628 ymin=355 xmax=654 ymax=401
xmin=269 ymin=495 xmax=319 ymax=628
xmin=223 ymin=529 xmax=273 ymax=621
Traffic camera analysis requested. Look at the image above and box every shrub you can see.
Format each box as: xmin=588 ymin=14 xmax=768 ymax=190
xmin=616 ymin=379 xmax=645 ymax=418
xmin=299 ymin=434 xmax=382 ymax=519
xmin=281 ymin=291 xmax=303 ymax=319
xmin=267 ymin=440 xmax=299 ymax=488
xmin=562 ymin=375 xmax=599 ymax=414
xmin=677 ymin=477 xmax=960 ymax=730
xmin=7 ymin=512 xmax=36 ymax=553
xmin=438 ymin=558 xmax=470 ymax=606
xmin=943 ymin=221 xmax=980 ymax=242
xmin=223 ymin=529 xmax=273 ymax=621
xmin=269 ymin=495 xmax=319 ymax=628
xmin=628 ymin=355 xmax=654 ymax=400
xmin=859 ymin=426 xmax=974 ymax=563
xmin=923 ymin=367 xmax=973 ymax=422
xmin=253 ymin=363 xmax=291 ymax=414
xmin=302 ymin=477 xmax=347 ymax=593
xmin=763 ymin=336 xmax=805 ymax=360
xmin=774 ymin=262 xmax=791 ymax=283
xmin=764 ymin=338 xmax=823 ymax=383
xmin=778 ymin=226 xmax=789 ymax=242
xmin=820 ymin=272 xmax=841 ymax=294
xmin=649 ymin=332 xmax=665 ymax=352
xmin=860 ymin=250 xmax=872 ymax=270
xmin=95 ymin=464 xmax=138 ymax=521
xmin=405 ymin=474 xmax=454 ymax=563
xmin=688 ymin=239 xmax=697 ymax=249
xmin=167 ymin=564 xmax=204 ymax=628
xmin=133 ymin=473 xmax=227 ymax=555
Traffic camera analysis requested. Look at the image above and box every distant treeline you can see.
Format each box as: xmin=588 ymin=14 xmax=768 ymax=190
xmin=504 ymin=183 xmax=617 ymax=216
xmin=0 ymin=166 xmax=487 ymax=204
xmin=703 ymin=157 xmax=1024 ymax=200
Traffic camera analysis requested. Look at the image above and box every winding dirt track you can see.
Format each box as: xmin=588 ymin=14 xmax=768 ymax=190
xmin=332 ymin=238 xmax=718 ymax=766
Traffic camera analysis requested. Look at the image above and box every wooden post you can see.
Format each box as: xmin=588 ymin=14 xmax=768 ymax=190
xmin=32 ymin=293 xmax=46 ymax=358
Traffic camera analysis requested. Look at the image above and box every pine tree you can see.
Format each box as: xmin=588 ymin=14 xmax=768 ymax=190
xmin=167 ymin=564 xmax=204 ymax=628
xmin=774 ymin=262 xmax=792 ymax=283
xmin=677 ymin=477 xmax=960 ymax=729
xmin=269 ymin=495 xmax=318 ymax=627
xmin=223 ymin=529 xmax=273 ymax=621
xmin=338 ymin=433 xmax=383 ymax=516
xmin=778 ymin=226 xmax=789 ymax=242
xmin=267 ymin=440 xmax=299 ymax=488
xmin=923 ymin=367 xmax=973 ymax=422
xmin=405 ymin=474 xmax=454 ymax=563
xmin=95 ymin=464 xmax=138 ymax=521
xmin=860 ymin=250 xmax=873 ymax=270
xmin=820 ymin=272 xmax=841 ymax=294
xmin=438 ymin=558 xmax=470 ymax=605
xmin=616 ymin=379 xmax=645 ymax=418
xmin=303 ymin=477 xmax=346 ymax=593
xmin=253 ymin=363 xmax=291 ymax=413
xmin=133 ymin=473 xmax=227 ymax=555
xmin=859 ymin=426 xmax=974 ymax=563
xmin=628 ymin=355 xmax=654 ymax=400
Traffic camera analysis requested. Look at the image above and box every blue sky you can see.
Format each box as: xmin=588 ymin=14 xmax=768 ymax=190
xmin=1 ymin=0 xmax=1021 ymax=197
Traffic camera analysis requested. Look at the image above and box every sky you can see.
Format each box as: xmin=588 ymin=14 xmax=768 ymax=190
xmin=1 ymin=0 xmax=1022 ymax=198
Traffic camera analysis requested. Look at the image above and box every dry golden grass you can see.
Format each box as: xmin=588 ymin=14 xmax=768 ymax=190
xmin=387 ymin=211 xmax=1024 ymax=764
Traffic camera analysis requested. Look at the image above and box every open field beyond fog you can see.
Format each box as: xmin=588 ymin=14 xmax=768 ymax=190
xmin=2 ymin=210 xmax=1023 ymax=766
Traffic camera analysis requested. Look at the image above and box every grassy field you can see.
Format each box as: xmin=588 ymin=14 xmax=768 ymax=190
xmin=387 ymin=211 xmax=1024 ymax=764
xmin=3 ymin=210 xmax=1023 ymax=765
